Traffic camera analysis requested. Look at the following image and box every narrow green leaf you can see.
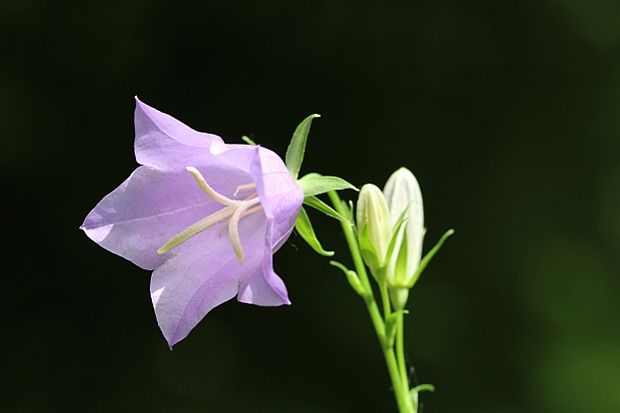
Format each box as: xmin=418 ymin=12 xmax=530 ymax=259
xmin=410 ymin=383 xmax=435 ymax=411
xmin=298 ymin=173 xmax=358 ymax=197
xmin=329 ymin=260 xmax=365 ymax=296
xmin=285 ymin=114 xmax=320 ymax=179
xmin=294 ymin=207 xmax=334 ymax=257
xmin=304 ymin=196 xmax=347 ymax=223
xmin=241 ymin=135 xmax=257 ymax=145
xmin=408 ymin=229 xmax=455 ymax=288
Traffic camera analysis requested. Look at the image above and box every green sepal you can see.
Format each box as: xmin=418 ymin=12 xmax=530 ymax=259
xmin=298 ymin=173 xmax=358 ymax=197
xmin=241 ymin=135 xmax=257 ymax=145
xmin=285 ymin=114 xmax=320 ymax=179
xmin=408 ymin=229 xmax=455 ymax=288
xmin=358 ymin=211 xmax=409 ymax=283
xmin=383 ymin=206 xmax=409 ymax=271
xmin=294 ymin=207 xmax=334 ymax=257
xmin=384 ymin=309 xmax=409 ymax=347
xmin=410 ymin=383 xmax=435 ymax=411
xmin=329 ymin=260 xmax=365 ymax=297
xmin=303 ymin=196 xmax=348 ymax=223
xmin=358 ymin=222 xmax=384 ymax=280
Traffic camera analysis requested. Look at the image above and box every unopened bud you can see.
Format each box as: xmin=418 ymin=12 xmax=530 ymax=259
xmin=356 ymin=184 xmax=392 ymax=276
xmin=383 ymin=167 xmax=425 ymax=307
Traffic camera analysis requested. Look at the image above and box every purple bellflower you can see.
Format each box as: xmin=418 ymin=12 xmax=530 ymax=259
xmin=81 ymin=98 xmax=303 ymax=347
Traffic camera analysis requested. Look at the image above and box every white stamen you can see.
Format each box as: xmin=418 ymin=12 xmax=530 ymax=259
xmin=186 ymin=166 xmax=240 ymax=206
xmin=242 ymin=193 xmax=259 ymax=201
xmin=157 ymin=206 xmax=235 ymax=255
xmin=217 ymin=204 xmax=263 ymax=237
xmin=243 ymin=205 xmax=263 ymax=216
xmin=233 ymin=183 xmax=257 ymax=197
xmin=227 ymin=199 xmax=261 ymax=262
xmin=157 ymin=169 xmax=264 ymax=257
xmin=228 ymin=206 xmax=246 ymax=262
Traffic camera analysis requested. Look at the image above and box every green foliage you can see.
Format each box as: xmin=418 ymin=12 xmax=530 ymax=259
xmin=408 ymin=229 xmax=455 ymax=288
xmin=298 ymin=173 xmax=357 ymax=197
xmin=303 ymin=196 xmax=348 ymax=223
xmin=285 ymin=114 xmax=320 ymax=179
xmin=410 ymin=384 xmax=435 ymax=412
xmin=294 ymin=207 xmax=334 ymax=257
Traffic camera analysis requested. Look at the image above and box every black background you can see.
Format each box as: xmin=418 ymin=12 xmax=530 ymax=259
xmin=2 ymin=1 xmax=620 ymax=412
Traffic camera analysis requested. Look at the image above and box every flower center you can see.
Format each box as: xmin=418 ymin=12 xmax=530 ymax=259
xmin=156 ymin=166 xmax=262 ymax=262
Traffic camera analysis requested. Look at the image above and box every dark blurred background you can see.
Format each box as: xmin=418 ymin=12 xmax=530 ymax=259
xmin=2 ymin=0 xmax=619 ymax=412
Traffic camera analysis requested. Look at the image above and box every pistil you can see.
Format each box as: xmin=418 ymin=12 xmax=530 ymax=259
xmin=157 ymin=167 xmax=262 ymax=262
xmin=157 ymin=206 xmax=236 ymax=255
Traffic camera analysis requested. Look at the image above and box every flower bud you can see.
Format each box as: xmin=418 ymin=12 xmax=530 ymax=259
xmin=356 ymin=184 xmax=392 ymax=276
xmin=383 ymin=167 xmax=425 ymax=308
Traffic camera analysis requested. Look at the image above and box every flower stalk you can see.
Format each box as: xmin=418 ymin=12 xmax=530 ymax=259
xmin=324 ymin=166 xmax=452 ymax=412
xmin=328 ymin=191 xmax=415 ymax=413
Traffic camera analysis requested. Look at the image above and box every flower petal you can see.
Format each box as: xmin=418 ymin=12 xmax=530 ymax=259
xmin=237 ymin=222 xmax=290 ymax=306
xmin=134 ymin=97 xmax=226 ymax=171
xmin=150 ymin=213 xmax=266 ymax=347
xmin=81 ymin=165 xmax=251 ymax=269
xmin=250 ymin=147 xmax=304 ymax=250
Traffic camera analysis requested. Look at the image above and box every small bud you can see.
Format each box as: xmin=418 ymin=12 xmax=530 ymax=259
xmin=383 ymin=168 xmax=425 ymax=308
xmin=356 ymin=184 xmax=392 ymax=276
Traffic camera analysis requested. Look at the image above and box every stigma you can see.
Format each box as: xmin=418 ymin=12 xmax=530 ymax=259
xmin=156 ymin=166 xmax=262 ymax=262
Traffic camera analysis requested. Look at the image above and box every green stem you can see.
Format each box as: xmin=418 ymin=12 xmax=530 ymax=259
xmin=380 ymin=283 xmax=392 ymax=319
xmin=396 ymin=313 xmax=412 ymax=408
xmin=328 ymin=191 xmax=412 ymax=413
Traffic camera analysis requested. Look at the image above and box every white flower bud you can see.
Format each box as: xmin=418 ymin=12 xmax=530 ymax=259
xmin=356 ymin=184 xmax=392 ymax=275
xmin=383 ymin=167 xmax=425 ymax=298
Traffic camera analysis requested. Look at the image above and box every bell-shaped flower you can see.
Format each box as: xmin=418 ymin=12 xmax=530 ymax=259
xmin=383 ymin=167 xmax=425 ymax=308
xmin=81 ymin=98 xmax=303 ymax=347
xmin=356 ymin=184 xmax=393 ymax=278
